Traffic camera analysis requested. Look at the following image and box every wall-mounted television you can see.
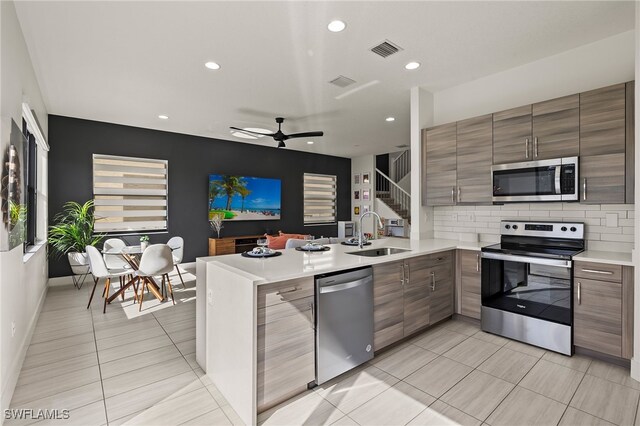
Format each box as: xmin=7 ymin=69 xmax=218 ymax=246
xmin=208 ymin=174 xmax=281 ymax=221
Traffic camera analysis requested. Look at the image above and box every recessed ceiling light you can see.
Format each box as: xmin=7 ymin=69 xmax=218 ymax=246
xmin=405 ymin=62 xmax=420 ymax=70
xmin=230 ymin=127 xmax=271 ymax=140
xmin=205 ymin=61 xmax=221 ymax=70
xmin=385 ymin=117 xmax=395 ymax=122
xmin=158 ymin=114 xmax=169 ymax=120
xmin=327 ymin=20 xmax=346 ymax=32
xmin=307 ymin=141 xmax=314 ymax=145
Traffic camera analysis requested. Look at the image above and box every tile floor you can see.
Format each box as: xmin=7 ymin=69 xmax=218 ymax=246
xmin=8 ymin=269 xmax=640 ymax=426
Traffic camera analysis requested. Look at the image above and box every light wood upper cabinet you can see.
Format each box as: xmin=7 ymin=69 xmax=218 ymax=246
xmin=531 ymin=94 xmax=579 ymax=160
xmin=579 ymin=153 xmax=626 ymax=204
xmin=456 ymin=115 xmax=493 ymax=203
xmin=423 ymin=123 xmax=457 ymax=206
xmin=256 ymin=278 xmax=315 ymax=412
xmin=580 ymin=83 xmax=626 ymax=156
xmin=492 ymin=105 xmax=532 ymax=165
xmin=459 ymin=250 xmax=481 ymax=320
xmin=372 ymin=261 xmax=405 ymax=351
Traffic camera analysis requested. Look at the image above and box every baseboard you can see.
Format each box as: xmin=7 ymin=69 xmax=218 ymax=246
xmin=631 ymin=358 xmax=640 ymax=382
xmin=1 ymin=284 xmax=48 ymax=422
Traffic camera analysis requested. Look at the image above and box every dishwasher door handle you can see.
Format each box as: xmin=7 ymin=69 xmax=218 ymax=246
xmin=319 ymin=277 xmax=372 ymax=294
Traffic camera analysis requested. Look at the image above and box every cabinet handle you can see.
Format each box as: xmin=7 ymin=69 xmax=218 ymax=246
xmin=577 ymin=282 xmax=581 ymax=305
xmin=431 ymin=272 xmax=436 ymax=291
xmin=276 ymin=287 xmax=298 ymax=296
xmin=401 ymin=264 xmax=405 ymax=285
xmin=406 ymin=262 xmax=410 ymax=284
xmin=534 ymin=137 xmax=539 ymax=158
xmin=583 ymin=178 xmax=587 ymax=201
xmin=451 ymin=187 xmax=455 ymax=203
xmin=525 ymin=138 xmax=529 ymax=159
xmin=457 ymin=187 xmax=461 ymax=203
xmin=476 ymin=254 xmax=480 ymax=272
xmin=581 ymin=268 xmax=614 ymax=275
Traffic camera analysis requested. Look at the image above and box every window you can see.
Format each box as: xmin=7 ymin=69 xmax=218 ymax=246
xmin=92 ymin=154 xmax=168 ymax=233
xmin=22 ymin=119 xmax=37 ymax=247
xmin=21 ymin=103 xmax=49 ymax=251
xmin=303 ymin=173 xmax=337 ymax=224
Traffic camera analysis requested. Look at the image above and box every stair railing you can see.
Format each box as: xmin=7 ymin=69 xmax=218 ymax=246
xmin=392 ymin=150 xmax=411 ymax=182
xmin=375 ymin=168 xmax=411 ymax=217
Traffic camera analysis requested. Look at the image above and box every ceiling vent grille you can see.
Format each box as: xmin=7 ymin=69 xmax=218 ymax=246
xmin=329 ymin=75 xmax=356 ymax=88
xmin=370 ymin=40 xmax=403 ymax=58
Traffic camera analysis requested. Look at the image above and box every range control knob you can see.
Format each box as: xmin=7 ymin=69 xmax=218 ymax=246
xmin=512 ymin=225 xmax=518 ymax=230
xmin=561 ymin=226 xmax=568 ymax=232
xmin=505 ymin=224 xmax=511 ymax=229
xmin=570 ymin=226 xmax=577 ymax=232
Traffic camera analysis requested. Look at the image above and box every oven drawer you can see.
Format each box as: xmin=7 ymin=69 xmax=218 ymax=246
xmin=574 ymin=261 xmax=622 ymax=283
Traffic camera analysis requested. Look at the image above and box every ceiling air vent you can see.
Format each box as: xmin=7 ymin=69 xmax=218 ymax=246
xmin=370 ymin=40 xmax=403 ymax=58
xmin=329 ymin=75 xmax=356 ymax=88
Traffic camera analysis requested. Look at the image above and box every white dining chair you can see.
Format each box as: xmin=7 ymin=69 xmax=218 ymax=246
xmin=136 ymin=244 xmax=175 ymax=311
xmin=103 ymin=238 xmax=133 ymax=301
xmin=86 ymin=245 xmax=132 ymax=313
xmin=167 ymin=236 xmax=185 ymax=287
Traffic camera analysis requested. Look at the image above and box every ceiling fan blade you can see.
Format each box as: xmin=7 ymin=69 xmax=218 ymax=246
xmin=277 ymin=141 xmax=286 ymax=148
xmin=229 ymin=127 xmax=275 ymax=137
xmin=285 ymin=131 xmax=324 ymax=139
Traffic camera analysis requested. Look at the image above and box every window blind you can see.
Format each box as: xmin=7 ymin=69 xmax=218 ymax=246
xmin=303 ymin=173 xmax=337 ymax=224
xmin=92 ymin=154 xmax=168 ymax=233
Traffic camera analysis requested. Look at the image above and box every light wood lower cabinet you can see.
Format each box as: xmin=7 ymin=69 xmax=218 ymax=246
xmin=573 ymin=261 xmax=634 ymax=360
xmin=459 ymin=250 xmax=482 ymax=320
xmin=373 ymin=252 xmax=454 ymax=351
xmin=372 ymin=261 xmax=405 ymax=351
xmin=256 ymin=278 xmax=315 ymax=412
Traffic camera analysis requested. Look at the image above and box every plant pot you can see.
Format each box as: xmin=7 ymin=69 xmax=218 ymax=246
xmin=140 ymin=241 xmax=149 ymax=251
xmin=67 ymin=252 xmax=89 ymax=275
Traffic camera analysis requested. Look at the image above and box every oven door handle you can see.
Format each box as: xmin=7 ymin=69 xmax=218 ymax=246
xmin=481 ymin=252 xmax=572 ymax=268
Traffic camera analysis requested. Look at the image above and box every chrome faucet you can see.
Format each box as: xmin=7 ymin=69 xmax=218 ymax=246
xmin=358 ymin=211 xmax=384 ymax=249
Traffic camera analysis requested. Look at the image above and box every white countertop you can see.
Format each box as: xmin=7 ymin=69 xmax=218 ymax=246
xmin=574 ymin=250 xmax=634 ymax=267
xmin=200 ymin=238 xmax=487 ymax=285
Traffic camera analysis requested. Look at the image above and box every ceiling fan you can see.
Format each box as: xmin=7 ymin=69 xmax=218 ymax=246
xmin=230 ymin=117 xmax=324 ymax=148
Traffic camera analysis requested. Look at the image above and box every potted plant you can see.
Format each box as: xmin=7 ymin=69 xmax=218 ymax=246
xmin=140 ymin=235 xmax=150 ymax=251
xmin=48 ymin=200 xmax=103 ymax=276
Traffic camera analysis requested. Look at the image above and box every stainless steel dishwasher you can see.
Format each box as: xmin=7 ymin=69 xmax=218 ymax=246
xmin=315 ymin=267 xmax=374 ymax=385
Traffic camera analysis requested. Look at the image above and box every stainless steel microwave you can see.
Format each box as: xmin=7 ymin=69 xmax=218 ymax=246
xmin=492 ymin=156 xmax=578 ymax=203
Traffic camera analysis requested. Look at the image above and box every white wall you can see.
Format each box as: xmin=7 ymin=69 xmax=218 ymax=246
xmin=433 ymin=30 xmax=635 ymax=125
xmin=410 ymin=87 xmax=434 ymax=240
xmin=0 ymin=0 xmax=49 ymax=417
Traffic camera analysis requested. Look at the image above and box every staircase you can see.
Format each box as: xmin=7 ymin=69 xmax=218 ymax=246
xmin=375 ymin=168 xmax=411 ymax=223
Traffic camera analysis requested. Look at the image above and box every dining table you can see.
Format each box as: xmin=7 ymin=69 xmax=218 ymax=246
xmin=102 ymin=245 xmax=166 ymax=304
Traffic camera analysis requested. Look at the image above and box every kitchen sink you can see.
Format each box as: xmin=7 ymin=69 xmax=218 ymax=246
xmin=346 ymin=247 xmax=411 ymax=257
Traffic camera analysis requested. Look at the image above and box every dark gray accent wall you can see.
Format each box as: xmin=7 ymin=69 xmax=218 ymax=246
xmin=48 ymin=115 xmax=351 ymax=278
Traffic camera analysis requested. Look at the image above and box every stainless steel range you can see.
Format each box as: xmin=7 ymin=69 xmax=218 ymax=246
xmin=481 ymin=221 xmax=585 ymax=355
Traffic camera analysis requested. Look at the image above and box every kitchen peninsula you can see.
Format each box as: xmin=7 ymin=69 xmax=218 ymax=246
xmin=196 ymin=237 xmax=484 ymax=425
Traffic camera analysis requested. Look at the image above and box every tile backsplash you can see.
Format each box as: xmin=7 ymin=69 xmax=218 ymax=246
xmin=433 ymin=203 xmax=635 ymax=253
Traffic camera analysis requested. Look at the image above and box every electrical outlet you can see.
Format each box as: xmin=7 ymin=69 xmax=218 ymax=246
xmin=11 ymin=321 xmax=16 ymax=337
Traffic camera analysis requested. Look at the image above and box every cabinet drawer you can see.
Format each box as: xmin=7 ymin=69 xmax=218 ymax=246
xmin=574 ymin=261 xmax=622 ymax=283
xmin=424 ymin=251 xmax=454 ymax=268
xmin=257 ymin=277 xmax=314 ymax=309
